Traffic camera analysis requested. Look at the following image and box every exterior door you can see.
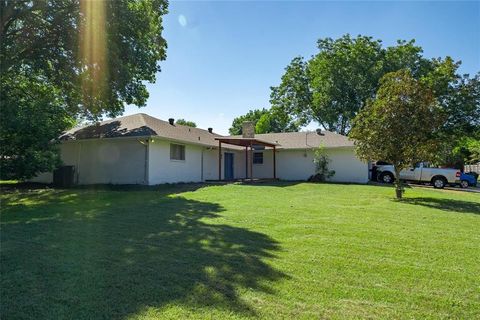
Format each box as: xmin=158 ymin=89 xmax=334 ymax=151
xmin=224 ymin=153 xmax=234 ymax=180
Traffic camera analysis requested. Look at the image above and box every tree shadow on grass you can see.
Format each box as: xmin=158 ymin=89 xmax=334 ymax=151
xmin=401 ymin=197 xmax=480 ymax=215
xmin=1 ymin=188 xmax=286 ymax=319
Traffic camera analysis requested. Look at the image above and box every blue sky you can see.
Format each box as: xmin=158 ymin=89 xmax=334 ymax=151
xmin=123 ymin=1 xmax=480 ymax=135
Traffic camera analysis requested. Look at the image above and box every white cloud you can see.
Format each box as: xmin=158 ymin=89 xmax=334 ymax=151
xmin=178 ymin=14 xmax=187 ymax=27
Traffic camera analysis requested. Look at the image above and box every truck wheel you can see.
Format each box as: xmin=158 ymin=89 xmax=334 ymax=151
xmin=432 ymin=176 xmax=447 ymax=189
xmin=460 ymin=180 xmax=469 ymax=188
xmin=379 ymin=172 xmax=394 ymax=184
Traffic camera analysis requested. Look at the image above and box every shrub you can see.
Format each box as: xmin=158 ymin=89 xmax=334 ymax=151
xmin=309 ymin=147 xmax=335 ymax=182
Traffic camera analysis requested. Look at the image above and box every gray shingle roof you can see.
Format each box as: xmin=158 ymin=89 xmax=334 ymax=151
xmin=60 ymin=113 xmax=222 ymax=147
xmin=61 ymin=113 xmax=354 ymax=149
xmin=247 ymin=131 xmax=354 ymax=149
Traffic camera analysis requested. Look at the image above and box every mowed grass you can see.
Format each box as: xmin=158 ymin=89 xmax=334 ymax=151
xmin=1 ymin=182 xmax=479 ymax=319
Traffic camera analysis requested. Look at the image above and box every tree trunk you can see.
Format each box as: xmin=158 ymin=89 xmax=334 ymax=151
xmin=395 ymin=188 xmax=403 ymax=199
xmin=394 ymin=167 xmax=403 ymax=199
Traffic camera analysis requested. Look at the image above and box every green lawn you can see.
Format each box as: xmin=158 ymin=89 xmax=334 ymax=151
xmin=1 ymin=182 xmax=479 ymax=319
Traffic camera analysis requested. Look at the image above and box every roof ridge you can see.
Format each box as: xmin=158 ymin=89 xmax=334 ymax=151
xmin=136 ymin=113 xmax=164 ymax=128
xmin=253 ymin=130 xmax=347 ymax=138
xmin=131 ymin=113 xmax=226 ymax=137
xmin=137 ymin=113 xmax=150 ymax=127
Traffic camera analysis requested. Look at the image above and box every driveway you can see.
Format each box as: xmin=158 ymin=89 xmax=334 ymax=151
xmin=410 ymin=183 xmax=480 ymax=193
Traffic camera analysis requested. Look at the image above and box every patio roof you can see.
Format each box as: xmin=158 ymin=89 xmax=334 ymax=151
xmin=214 ymin=137 xmax=279 ymax=148
xmin=215 ymin=137 xmax=278 ymax=181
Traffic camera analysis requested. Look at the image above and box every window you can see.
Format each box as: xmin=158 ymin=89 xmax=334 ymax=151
xmin=170 ymin=144 xmax=185 ymax=160
xmin=253 ymin=152 xmax=263 ymax=164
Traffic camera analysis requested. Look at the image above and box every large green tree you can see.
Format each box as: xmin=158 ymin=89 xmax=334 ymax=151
xmin=433 ymin=72 xmax=480 ymax=168
xmin=273 ymin=35 xmax=475 ymax=137
xmin=0 ymin=0 xmax=168 ymax=179
xmin=232 ymin=56 xmax=313 ymax=136
xmin=255 ymin=106 xmax=301 ymax=134
xmin=229 ymin=109 xmax=269 ymax=135
xmin=270 ymin=56 xmax=312 ymax=129
xmin=229 ymin=107 xmax=301 ymax=135
xmin=0 ymin=73 xmax=75 ymax=179
xmin=308 ymin=35 xmax=385 ymax=134
xmin=273 ymin=34 xmax=479 ymax=168
xmin=350 ymin=70 xmax=443 ymax=199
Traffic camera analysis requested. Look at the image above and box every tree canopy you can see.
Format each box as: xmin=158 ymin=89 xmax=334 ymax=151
xmin=175 ymin=119 xmax=197 ymax=127
xmin=255 ymin=106 xmax=302 ymax=134
xmin=269 ymin=34 xmax=479 ymax=167
xmin=273 ymin=35 xmax=478 ymax=139
xmin=228 ymin=109 xmax=269 ymax=135
xmin=0 ymin=0 xmax=168 ymax=179
xmin=232 ymin=35 xmax=478 ymax=145
xmin=1 ymin=0 xmax=168 ymax=118
xmin=269 ymin=56 xmax=311 ymax=129
xmin=350 ymin=70 xmax=443 ymax=198
xmin=308 ymin=35 xmax=385 ymax=134
xmin=0 ymin=73 xmax=74 ymax=180
xmin=229 ymin=107 xmax=301 ymax=135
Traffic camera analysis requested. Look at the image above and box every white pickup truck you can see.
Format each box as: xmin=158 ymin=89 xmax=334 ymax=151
xmin=376 ymin=162 xmax=461 ymax=189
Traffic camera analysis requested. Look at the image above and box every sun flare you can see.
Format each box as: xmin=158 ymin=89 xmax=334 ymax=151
xmin=79 ymin=0 xmax=108 ymax=103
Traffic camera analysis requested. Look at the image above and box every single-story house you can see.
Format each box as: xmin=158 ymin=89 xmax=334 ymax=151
xmin=31 ymin=113 xmax=368 ymax=185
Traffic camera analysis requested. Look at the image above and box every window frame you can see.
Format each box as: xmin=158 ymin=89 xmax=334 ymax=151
xmin=170 ymin=143 xmax=186 ymax=161
xmin=253 ymin=152 xmax=263 ymax=165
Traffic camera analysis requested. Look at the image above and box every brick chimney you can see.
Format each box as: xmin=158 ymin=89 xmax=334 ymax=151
xmin=242 ymin=121 xmax=255 ymax=138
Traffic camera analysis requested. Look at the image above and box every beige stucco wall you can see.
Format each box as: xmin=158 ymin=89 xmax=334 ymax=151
xmin=30 ymin=139 xmax=367 ymax=185
xmin=251 ymin=149 xmax=274 ymax=179
xmin=325 ymin=147 xmax=369 ymax=183
xmin=68 ymin=138 xmax=147 ymax=184
xmin=231 ymin=149 xmax=247 ymax=179
xmin=202 ymin=148 xmax=219 ymax=181
xmin=148 ymin=139 xmax=204 ymax=184
xmin=148 ymin=139 xmax=245 ymax=184
xmin=30 ymin=138 xmax=147 ymax=184
xmin=202 ymin=148 xmax=245 ymax=181
xmin=250 ymin=147 xmax=368 ymax=183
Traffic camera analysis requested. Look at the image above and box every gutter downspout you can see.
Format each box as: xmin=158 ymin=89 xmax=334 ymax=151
xmin=76 ymin=142 xmax=81 ymax=185
xmin=201 ymin=147 xmax=204 ymax=181
xmin=144 ymin=139 xmax=149 ymax=185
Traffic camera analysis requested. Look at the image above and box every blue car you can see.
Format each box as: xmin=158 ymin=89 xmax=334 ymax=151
xmin=460 ymin=173 xmax=477 ymax=188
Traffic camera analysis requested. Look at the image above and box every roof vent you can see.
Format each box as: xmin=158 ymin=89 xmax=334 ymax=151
xmin=316 ymin=128 xmax=324 ymax=136
xmin=168 ymin=118 xmax=175 ymax=125
xmin=208 ymin=128 xmax=213 ymax=133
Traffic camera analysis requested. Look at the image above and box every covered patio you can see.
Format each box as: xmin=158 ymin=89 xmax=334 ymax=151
xmin=214 ymin=137 xmax=279 ymax=181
